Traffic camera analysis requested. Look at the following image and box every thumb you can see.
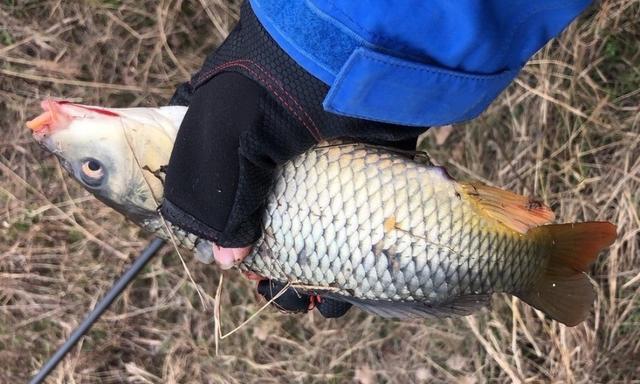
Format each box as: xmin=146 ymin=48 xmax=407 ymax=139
xmin=212 ymin=244 xmax=252 ymax=270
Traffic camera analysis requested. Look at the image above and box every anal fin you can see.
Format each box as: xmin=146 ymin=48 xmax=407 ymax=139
xmin=325 ymin=293 xmax=491 ymax=320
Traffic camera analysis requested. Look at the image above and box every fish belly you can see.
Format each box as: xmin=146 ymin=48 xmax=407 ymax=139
xmin=241 ymin=144 xmax=547 ymax=304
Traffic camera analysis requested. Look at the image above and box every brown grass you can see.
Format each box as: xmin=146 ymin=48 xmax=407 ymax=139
xmin=1 ymin=1 xmax=639 ymax=383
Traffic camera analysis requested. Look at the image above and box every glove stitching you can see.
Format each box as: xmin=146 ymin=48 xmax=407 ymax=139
xmin=196 ymin=60 xmax=322 ymax=141
xmin=236 ymin=63 xmax=322 ymax=141
xmin=238 ymin=59 xmax=323 ymax=141
xmin=194 ymin=59 xmax=323 ymax=141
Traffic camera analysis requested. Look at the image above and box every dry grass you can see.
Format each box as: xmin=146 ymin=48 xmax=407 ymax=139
xmin=1 ymin=0 xmax=639 ymax=383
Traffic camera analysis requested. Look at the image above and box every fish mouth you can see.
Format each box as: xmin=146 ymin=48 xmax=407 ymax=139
xmin=34 ymin=132 xmax=55 ymax=151
xmin=27 ymin=99 xmax=121 ymax=137
xmin=26 ymin=99 xmax=72 ymax=137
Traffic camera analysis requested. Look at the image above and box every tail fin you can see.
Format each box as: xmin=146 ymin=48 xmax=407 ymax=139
xmin=518 ymin=222 xmax=617 ymax=326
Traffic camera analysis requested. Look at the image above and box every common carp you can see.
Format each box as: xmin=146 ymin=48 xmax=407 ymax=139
xmin=28 ymin=99 xmax=616 ymax=326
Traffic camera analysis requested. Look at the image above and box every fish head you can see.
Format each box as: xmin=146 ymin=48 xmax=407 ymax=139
xmin=27 ymin=99 xmax=186 ymax=226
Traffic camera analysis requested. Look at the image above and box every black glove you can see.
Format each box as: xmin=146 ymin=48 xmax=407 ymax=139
xmin=161 ymin=1 xmax=424 ymax=248
xmin=257 ymin=280 xmax=352 ymax=318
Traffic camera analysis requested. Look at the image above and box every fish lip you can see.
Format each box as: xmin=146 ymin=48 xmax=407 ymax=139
xmin=35 ymin=134 xmax=60 ymax=157
xmin=35 ymin=134 xmax=55 ymax=155
xmin=27 ymin=99 xmax=71 ymax=135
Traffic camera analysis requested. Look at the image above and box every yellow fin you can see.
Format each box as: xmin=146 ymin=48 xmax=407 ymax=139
xmin=460 ymin=182 xmax=555 ymax=234
xmin=518 ymin=222 xmax=617 ymax=326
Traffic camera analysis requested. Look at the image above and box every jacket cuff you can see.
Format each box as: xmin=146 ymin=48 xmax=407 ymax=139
xmin=323 ymin=47 xmax=518 ymax=126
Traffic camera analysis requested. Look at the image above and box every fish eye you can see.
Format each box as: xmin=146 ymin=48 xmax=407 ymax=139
xmin=80 ymin=158 xmax=105 ymax=186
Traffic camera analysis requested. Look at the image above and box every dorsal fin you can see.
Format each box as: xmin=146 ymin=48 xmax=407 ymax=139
xmin=459 ymin=182 xmax=555 ymax=234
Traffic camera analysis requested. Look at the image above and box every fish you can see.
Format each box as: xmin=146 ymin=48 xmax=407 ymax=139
xmin=28 ymin=99 xmax=617 ymax=326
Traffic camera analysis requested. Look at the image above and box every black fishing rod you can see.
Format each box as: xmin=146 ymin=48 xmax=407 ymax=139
xmin=29 ymin=238 xmax=166 ymax=384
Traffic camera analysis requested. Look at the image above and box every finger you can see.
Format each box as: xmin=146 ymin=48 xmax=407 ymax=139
xmin=257 ymin=279 xmax=310 ymax=313
xmin=316 ymin=297 xmax=353 ymax=318
xmin=212 ymin=244 xmax=251 ymax=270
xmin=242 ymin=271 xmax=264 ymax=281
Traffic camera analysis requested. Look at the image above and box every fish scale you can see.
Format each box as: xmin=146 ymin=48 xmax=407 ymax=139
xmin=241 ymin=143 xmax=547 ymax=304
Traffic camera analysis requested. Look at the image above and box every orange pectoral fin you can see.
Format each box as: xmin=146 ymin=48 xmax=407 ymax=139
xmin=459 ymin=181 xmax=555 ymax=234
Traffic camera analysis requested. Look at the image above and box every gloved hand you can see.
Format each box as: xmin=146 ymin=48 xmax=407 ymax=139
xmin=162 ymin=1 xmax=421 ymax=261
xmin=161 ymin=1 xmax=423 ymax=317
xmin=257 ymin=280 xmax=353 ymax=318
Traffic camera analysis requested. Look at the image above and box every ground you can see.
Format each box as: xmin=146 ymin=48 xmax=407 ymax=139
xmin=1 ymin=0 xmax=639 ymax=383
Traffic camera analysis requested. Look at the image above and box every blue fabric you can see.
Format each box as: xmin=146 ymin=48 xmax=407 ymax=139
xmin=249 ymin=0 xmax=592 ymax=126
xmin=323 ymin=48 xmax=519 ymax=126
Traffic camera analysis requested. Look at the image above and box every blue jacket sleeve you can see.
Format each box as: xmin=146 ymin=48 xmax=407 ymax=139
xmin=249 ymin=0 xmax=592 ymax=126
